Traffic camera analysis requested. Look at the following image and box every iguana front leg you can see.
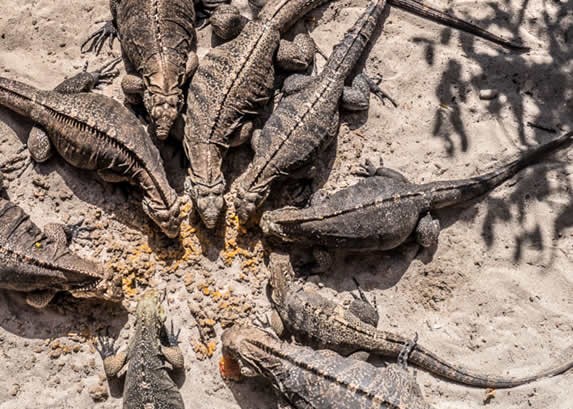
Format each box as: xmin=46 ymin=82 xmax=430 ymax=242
xmin=81 ymin=0 xmax=120 ymax=55
xmin=209 ymin=4 xmax=249 ymax=41
xmin=341 ymin=74 xmax=397 ymax=111
xmin=276 ymin=33 xmax=316 ymax=72
xmin=96 ymin=334 xmax=128 ymax=379
xmin=161 ymin=320 xmax=185 ymax=369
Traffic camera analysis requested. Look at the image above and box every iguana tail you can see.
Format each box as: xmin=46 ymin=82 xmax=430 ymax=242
xmin=389 ymin=0 xmax=529 ymax=50
xmin=430 ymin=131 xmax=573 ymax=209
xmin=410 ymin=342 xmax=573 ymax=388
xmin=0 ymin=76 xmax=46 ymax=119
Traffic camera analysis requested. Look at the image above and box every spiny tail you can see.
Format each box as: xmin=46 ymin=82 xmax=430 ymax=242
xmin=431 ymin=132 xmax=573 ymax=209
xmin=0 ymin=76 xmax=44 ymax=119
xmin=325 ymin=0 xmax=387 ymax=77
xmin=389 ymin=0 xmax=528 ymax=50
xmin=410 ymin=343 xmax=573 ymax=388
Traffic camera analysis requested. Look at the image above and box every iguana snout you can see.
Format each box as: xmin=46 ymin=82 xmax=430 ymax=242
xmin=234 ymin=187 xmax=261 ymax=224
xmin=186 ymin=179 xmax=225 ymax=229
xmin=146 ymin=92 xmax=181 ymax=140
xmin=142 ymin=197 xmax=182 ymax=238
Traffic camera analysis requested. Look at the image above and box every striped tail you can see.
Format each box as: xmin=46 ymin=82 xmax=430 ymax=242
xmin=0 ymin=76 xmax=44 ymax=120
xmin=411 ymin=342 xmax=573 ymax=388
xmin=431 ymin=132 xmax=573 ymax=209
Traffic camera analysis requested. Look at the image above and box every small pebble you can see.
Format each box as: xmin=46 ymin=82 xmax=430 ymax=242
xmin=479 ymin=89 xmax=498 ymax=100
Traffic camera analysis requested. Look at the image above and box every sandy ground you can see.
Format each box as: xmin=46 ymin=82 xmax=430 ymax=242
xmin=0 ymin=0 xmax=572 ymax=408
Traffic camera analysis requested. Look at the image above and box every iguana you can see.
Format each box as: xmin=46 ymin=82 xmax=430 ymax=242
xmin=261 ymin=131 xmax=573 ymax=252
xmin=81 ymin=0 xmax=229 ymax=140
xmin=96 ymin=289 xmax=185 ymax=409
xmin=0 ymin=63 xmax=182 ymax=238
xmin=187 ymin=0 xmax=528 ymax=229
xmin=220 ymin=325 xmax=434 ymax=409
xmin=0 ymin=171 xmax=121 ymax=308
xmin=267 ymin=253 xmax=573 ymax=388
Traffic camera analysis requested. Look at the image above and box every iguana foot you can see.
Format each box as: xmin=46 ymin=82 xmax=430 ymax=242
xmin=91 ymin=57 xmax=122 ymax=86
xmin=353 ymin=158 xmax=411 ymax=184
xmin=81 ymin=20 xmax=118 ymax=55
xmin=398 ymin=333 xmax=418 ymax=369
xmin=26 ymin=290 xmax=57 ymax=308
xmin=364 ymin=73 xmax=398 ymax=108
xmin=162 ymin=320 xmax=185 ymax=369
xmin=95 ymin=334 xmax=127 ymax=378
xmin=348 ymin=277 xmax=379 ymax=327
xmin=415 ymin=213 xmax=440 ymax=248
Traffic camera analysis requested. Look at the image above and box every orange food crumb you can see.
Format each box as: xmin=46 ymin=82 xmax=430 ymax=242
xmin=219 ymin=355 xmax=241 ymax=380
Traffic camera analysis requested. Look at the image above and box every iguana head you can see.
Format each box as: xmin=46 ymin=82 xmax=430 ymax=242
xmin=220 ymin=326 xmax=279 ymax=380
xmin=134 ymin=289 xmax=166 ymax=334
xmin=234 ymin=185 xmax=268 ymax=225
xmin=69 ymin=264 xmax=123 ymax=304
xmin=185 ymin=177 xmax=225 ymax=229
xmin=144 ymin=88 xmax=183 ymax=141
xmin=142 ymin=196 xmax=182 ymax=239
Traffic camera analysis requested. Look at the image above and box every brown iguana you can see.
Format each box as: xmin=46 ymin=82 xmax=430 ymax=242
xmin=81 ymin=0 xmax=229 ymax=140
xmin=221 ymin=325 xmax=434 ymax=409
xmin=0 ymin=63 xmax=182 ymax=238
xmin=0 ymin=171 xmax=121 ymax=308
xmin=186 ymin=0 xmax=528 ymax=229
xmin=267 ymin=253 xmax=573 ymax=388
xmin=96 ymin=289 xmax=185 ymax=409
xmin=261 ymin=132 xmax=573 ymax=253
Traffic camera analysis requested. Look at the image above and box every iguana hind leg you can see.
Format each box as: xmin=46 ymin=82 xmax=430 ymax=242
xmin=348 ymin=277 xmax=379 ymax=328
xmin=28 ymin=127 xmax=53 ymax=163
xmin=415 ymin=213 xmax=440 ymax=248
xmin=342 ymin=74 xmax=397 ymax=111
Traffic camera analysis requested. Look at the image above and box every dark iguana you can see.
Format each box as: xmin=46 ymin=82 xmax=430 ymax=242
xmin=233 ymin=0 xmax=392 ymax=224
xmin=0 ymin=64 xmax=182 ymax=238
xmin=183 ymin=0 xmax=323 ymax=229
xmin=0 ymin=172 xmax=121 ymax=308
xmin=189 ymin=0 xmax=527 ymax=229
xmin=81 ymin=0 xmax=228 ymax=140
xmin=261 ymin=131 xmax=573 ymax=252
xmin=267 ymin=253 xmax=573 ymax=388
xmin=231 ymin=0 xmax=529 ymax=224
xmin=221 ymin=325 xmax=434 ymax=409
xmin=96 ymin=289 xmax=185 ymax=409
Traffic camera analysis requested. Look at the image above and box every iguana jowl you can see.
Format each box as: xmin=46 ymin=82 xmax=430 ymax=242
xmin=82 ymin=0 xmax=226 ymax=140
xmin=0 ymin=172 xmax=121 ymax=308
xmin=96 ymin=289 xmax=185 ymax=409
xmin=0 ymin=65 xmax=182 ymax=238
xmin=267 ymin=254 xmax=573 ymax=388
xmin=221 ymin=325 xmax=434 ymax=409
xmin=261 ymin=132 xmax=573 ymax=251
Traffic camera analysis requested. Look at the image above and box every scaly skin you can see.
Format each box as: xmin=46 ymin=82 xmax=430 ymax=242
xmin=97 ymin=289 xmax=185 ymax=409
xmin=83 ymin=0 xmax=201 ymax=140
xmin=268 ymin=256 xmax=573 ymax=388
xmin=234 ymin=0 xmax=387 ymax=224
xmin=0 ymin=178 xmax=121 ymax=308
xmin=234 ymin=0 xmax=528 ymax=224
xmin=261 ymin=132 xmax=573 ymax=251
xmin=0 ymin=74 xmax=182 ymax=238
xmin=184 ymin=0 xmax=331 ymax=229
xmin=221 ymin=326 xmax=434 ymax=409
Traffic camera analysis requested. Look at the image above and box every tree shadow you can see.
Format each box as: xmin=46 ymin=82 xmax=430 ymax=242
xmin=0 ymin=290 xmax=127 ymax=340
xmin=417 ymin=0 xmax=573 ymax=262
